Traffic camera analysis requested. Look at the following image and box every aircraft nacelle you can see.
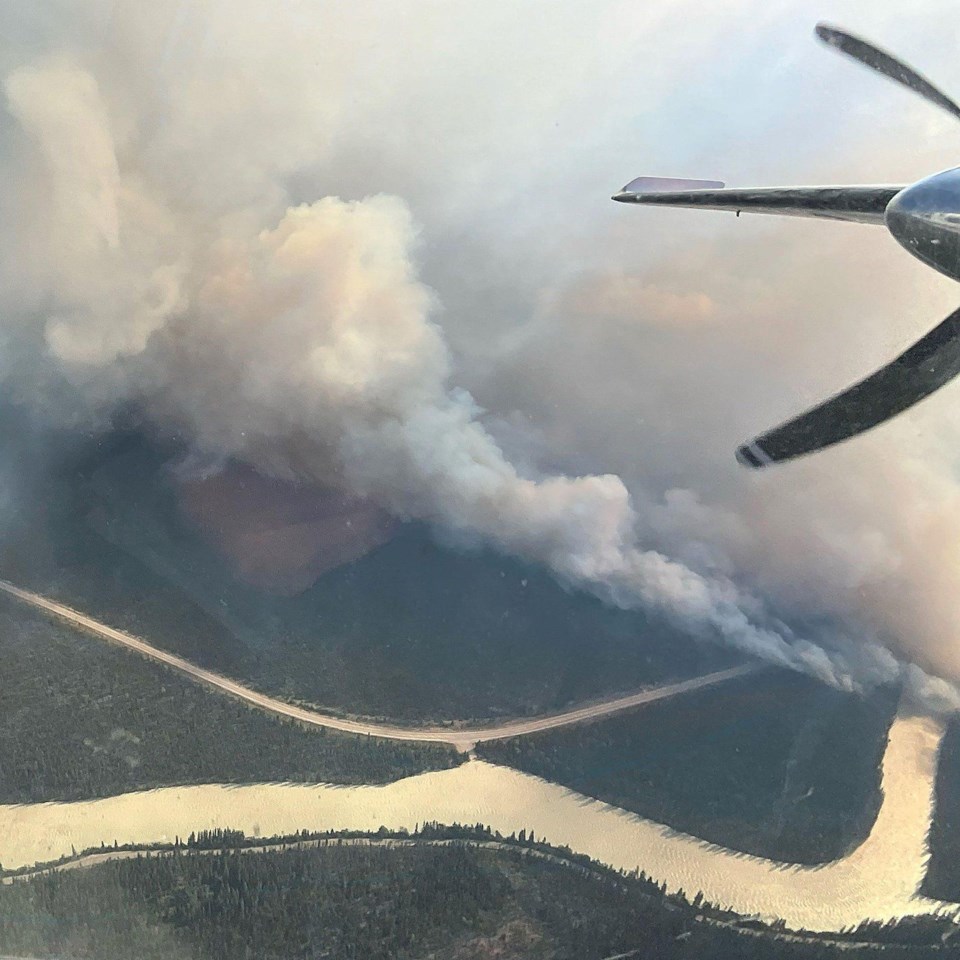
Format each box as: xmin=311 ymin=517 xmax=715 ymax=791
xmin=886 ymin=166 xmax=960 ymax=283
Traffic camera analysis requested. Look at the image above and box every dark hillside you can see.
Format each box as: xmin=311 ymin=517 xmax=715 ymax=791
xmin=0 ymin=432 xmax=741 ymax=724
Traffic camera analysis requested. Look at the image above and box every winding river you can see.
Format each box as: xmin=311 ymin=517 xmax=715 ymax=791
xmin=0 ymin=711 xmax=951 ymax=932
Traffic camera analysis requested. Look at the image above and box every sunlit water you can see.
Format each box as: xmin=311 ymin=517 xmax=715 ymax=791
xmin=0 ymin=713 xmax=951 ymax=932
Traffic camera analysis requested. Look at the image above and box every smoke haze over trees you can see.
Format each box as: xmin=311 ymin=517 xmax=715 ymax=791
xmin=3 ymin=1 xmax=960 ymax=706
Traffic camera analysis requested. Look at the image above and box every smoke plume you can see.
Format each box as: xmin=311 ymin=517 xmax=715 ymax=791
xmin=3 ymin=0 xmax=960 ymax=709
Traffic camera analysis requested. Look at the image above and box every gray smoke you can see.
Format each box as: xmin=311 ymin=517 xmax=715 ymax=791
xmin=3 ymin=0 xmax=960 ymax=709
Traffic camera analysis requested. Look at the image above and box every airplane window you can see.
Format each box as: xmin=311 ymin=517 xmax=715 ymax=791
xmin=2 ymin=3 xmax=960 ymax=958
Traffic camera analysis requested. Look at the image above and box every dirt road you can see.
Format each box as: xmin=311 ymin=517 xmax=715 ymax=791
xmin=0 ymin=579 xmax=758 ymax=750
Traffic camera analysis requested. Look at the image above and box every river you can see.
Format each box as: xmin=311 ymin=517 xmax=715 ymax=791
xmin=0 ymin=711 xmax=952 ymax=932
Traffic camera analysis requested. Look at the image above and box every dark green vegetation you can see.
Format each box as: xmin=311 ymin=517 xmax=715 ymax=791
xmin=0 ymin=825 xmax=949 ymax=960
xmin=923 ymin=715 xmax=960 ymax=901
xmin=0 ymin=601 xmax=458 ymax=803
xmin=0 ymin=432 xmax=741 ymax=724
xmin=478 ymin=670 xmax=898 ymax=863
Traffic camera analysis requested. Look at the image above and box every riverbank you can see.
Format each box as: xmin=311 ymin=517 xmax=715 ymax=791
xmin=1 ymin=826 xmax=950 ymax=959
xmin=0 ymin=712 xmax=951 ymax=932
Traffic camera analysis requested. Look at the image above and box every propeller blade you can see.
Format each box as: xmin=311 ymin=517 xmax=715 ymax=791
xmin=815 ymin=23 xmax=960 ymax=123
xmin=736 ymin=304 xmax=960 ymax=468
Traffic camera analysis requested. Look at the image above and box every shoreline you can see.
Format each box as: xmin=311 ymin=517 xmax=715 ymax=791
xmin=0 ymin=712 xmax=951 ymax=932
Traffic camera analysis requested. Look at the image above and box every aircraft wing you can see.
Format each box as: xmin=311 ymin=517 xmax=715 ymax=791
xmin=736 ymin=305 xmax=960 ymax=468
xmin=613 ymin=178 xmax=905 ymax=225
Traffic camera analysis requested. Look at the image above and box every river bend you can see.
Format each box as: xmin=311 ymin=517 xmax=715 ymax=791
xmin=0 ymin=711 xmax=950 ymax=933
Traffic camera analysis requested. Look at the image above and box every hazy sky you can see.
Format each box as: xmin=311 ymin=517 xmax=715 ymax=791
xmin=4 ymin=0 xmax=960 ymax=707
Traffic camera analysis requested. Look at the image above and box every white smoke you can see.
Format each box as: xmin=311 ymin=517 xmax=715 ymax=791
xmin=3 ymin=0 xmax=960 ymax=711
xmin=4 ymin=62 xmax=187 ymax=368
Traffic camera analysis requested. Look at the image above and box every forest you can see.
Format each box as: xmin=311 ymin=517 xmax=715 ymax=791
xmin=0 ymin=823 xmax=950 ymax=960
xmin=478 ymin=670 xmax=898 ymax=863
xmin=0 ymin=601 xmax=459 ymax=804
xmin=923 ymin=714 xmax=960 ymax=901
xmin=0 ymin=431 xmax=742 ymax=724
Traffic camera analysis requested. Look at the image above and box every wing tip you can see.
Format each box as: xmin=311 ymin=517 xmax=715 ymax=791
xmin=618 ymin=176 xmax=725 ymax=195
